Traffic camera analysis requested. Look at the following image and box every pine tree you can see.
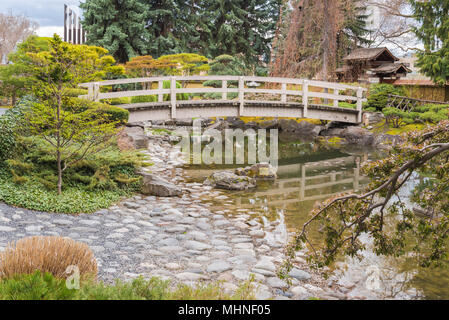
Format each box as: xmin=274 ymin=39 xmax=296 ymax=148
xmin=411 ymin=0 xmax=449 ymax=84
xmin=202 ymin=0 xmax=282 ymax=67
xmin=80 ymin=0 xmax=149 ymax=63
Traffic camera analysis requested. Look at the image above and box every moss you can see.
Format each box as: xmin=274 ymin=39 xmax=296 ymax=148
xmin=385 ymin=123 xmax=426 ymax=135
xmin=238 ymin=116 xmax=322 ymax=125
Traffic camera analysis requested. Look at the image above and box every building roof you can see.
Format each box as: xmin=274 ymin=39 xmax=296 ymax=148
xmin=371 ymin=63 xmax=411 ymax=74
xmin=343 ymin=47 xmax=399 ymax=62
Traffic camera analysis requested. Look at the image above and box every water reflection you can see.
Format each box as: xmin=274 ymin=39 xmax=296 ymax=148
xmin=183 ymin=143 xmax=445 ymax=299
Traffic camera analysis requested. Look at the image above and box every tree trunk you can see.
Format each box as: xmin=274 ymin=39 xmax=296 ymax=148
xmin=322 ymin=0 xmax=331 ymax=81
xmin=57 ymin=150 xmax=62 ymax=195
xmin=57 ymin=89 xmax=62 ymax=195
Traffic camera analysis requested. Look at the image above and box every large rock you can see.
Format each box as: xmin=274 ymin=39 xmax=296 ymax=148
xmin=225 ymin=117 xmax=247 ymax=130
xmin=117 ymin=126 xmax=149 ymax=151
xmin=140 ymin=172 xmax=182 ymax=197
xmin=322 ymin=125 xmax=374 ymax=146
xmin=363 ymin=112 xmax=385 ymax=126
xmin=235 ymin=163 xmax=277 ymax=180
xmin=204 ymin=171 xmax=257 ymax=191
xmin=279 ymin=119 xmax=321 ymax=137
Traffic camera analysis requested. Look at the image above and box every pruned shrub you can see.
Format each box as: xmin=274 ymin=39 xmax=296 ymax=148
xmin=0 ymin=236 xmax=97 ymax=280
xmin=131 ymin=95 xmax=157 ymax=104
xmin=367 ymin=84 xmax=405 ymax=111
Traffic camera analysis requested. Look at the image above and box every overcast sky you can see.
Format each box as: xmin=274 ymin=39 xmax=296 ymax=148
xmin=0 ymin=0 xmax=82 ymax=37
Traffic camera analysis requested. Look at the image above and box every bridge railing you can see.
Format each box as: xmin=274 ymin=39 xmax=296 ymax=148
xmin=79 ymin=76 xmax=367 ymax=121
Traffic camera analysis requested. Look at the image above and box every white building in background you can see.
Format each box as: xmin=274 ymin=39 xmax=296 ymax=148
xmin=399 ymin=54 xmax=431 ymax=81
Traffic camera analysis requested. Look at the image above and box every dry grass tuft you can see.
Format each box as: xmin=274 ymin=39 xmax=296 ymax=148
xmin=0 ymin=236 xmax=97 ymax=280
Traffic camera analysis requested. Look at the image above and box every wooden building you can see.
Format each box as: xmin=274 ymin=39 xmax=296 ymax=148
xmin=336 ymin=47 xmax=411 ymax=83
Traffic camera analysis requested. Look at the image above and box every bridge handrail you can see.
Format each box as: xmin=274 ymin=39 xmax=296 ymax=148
xmin=78 ymin=76 xmax=367 ymax=122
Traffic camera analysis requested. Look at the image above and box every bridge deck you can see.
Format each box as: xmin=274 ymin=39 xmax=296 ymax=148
xmin=79 ymin=76 xmax=366 ymax=124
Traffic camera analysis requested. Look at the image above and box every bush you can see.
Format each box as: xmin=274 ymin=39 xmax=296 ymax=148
xmin=76 ymin=99 xmax=129 ymax=124
xmin=0 ymin=272 xmax=256 ymax=300
xmin=0 ymin=236 xmax=97 ymax=280
xmin=0 ymin=96 xmax=35 ymax=161
xmin=0 ymin=271 xmax=78 ymax=300
xmin=163 ymin=80 xmax=189 ymax=101
xmin=101 ymin=97 xmax=131 ymax=105
xmin=367 ymin=84 xmax=405 ymax=111
xmin=66 ymin=88 xmax=88 ymax=97
xmin=0 ymin=141 xmax=144 ymax=213
xmin=131 ymin=95 xmax=157 ymax=104
xmin=95 ymin=104 xmax=129 ymax=124
xmin=382 ymin=104 xmax=449 ymax=128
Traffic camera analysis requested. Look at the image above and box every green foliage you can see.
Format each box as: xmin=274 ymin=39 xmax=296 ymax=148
xmin=162 ymin=80 xmax=189 ymax=101
xmin=282 ymin=120 xmax=449 ymax=271
xmin=80 ymin=0 xmax=149 ymax=63
xmin=0 ymin=272 xmax=76 ymax=300
xmin=131 ymin=95 xmax=157 ymax=104
xmin=0 ymin=271 xmax=256 ymax=300
xmin=411 ymin=0 xmax=449 ymax=84
xmin=0 ymin=96 xmax=35 ymax=161
xmin=0 ymin=136 xmax=143 ymax=213
xmin=94 ymin=103 xmax=130 ymax=124
xmin=156 ymin=53 xmax=210 ymax=76
xmin=382 ymin=104 xmax=449 ymax=128
xmin=367 ymin=84 xmax=405 ymax=111
xmin=80 ymin=0 xmax=280 ymax=68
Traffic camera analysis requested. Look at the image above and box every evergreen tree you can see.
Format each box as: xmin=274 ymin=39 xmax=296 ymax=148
xmin=411 ymin=0 xmax=449 ymax=84
xmin=80 ymin=0 xmax=149 ymax=63
xmin=202 ymin=0 xmax=282 ymax=66
xmin=141 ymin=0 xmax=210 ymax=57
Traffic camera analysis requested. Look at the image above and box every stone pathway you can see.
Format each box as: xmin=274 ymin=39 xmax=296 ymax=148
xmin=0 ymin=133 xmax=343 ymax=300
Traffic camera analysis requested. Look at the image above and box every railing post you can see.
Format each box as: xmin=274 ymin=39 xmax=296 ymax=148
xmin=302 ymin=80 xmax=308 ymax=118
xmin=357 ymin=87 xmax=363 ymax=123
xmin=334 ymin=88 xmax=339 ymax=108
xmin=87 ymin=84 xmax=94 ymax=101
xmin=222 ymin=80 xmax=227 ymax=100
xmin=158 ymin=80 xmax=163 ymax=102
xmin=93 ymin=82 xmax=100 ymax=102
xmin=171 ymin=76 xmax=177 ymax=119
xmin=239 ymin=76 xmax=244 ymax=116
xmin=281 ymin=82 xmax=287 ymax=103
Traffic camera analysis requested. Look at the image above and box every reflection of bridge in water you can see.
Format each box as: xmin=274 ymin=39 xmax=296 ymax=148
xmin=232 ymin=155 xmax=369 ymax=208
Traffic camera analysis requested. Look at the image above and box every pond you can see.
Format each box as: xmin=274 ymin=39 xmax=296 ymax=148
xmin=182 ymin=138 xmax=448 ymax=300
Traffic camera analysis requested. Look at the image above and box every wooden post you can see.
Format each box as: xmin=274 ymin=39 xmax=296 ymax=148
xmin=302 ymin=80 xmax=309 ymax=118
xmin=357 ymin=87 xmax=363 ymax=123
xmin=158 ymin=80 xmax=163 ymax=102
xmin=171 ymin=77 xmax=177 ymax=119
xmin=222 ymin=80 xmax=227 ymax=100
xmin=93 ymin=83 xmax=100 ymax=102
xmin=239 ymin=76 xmax=244 ymax=116
xmin=87 ymin=84 xmax=94 ymax=101
xmin=334 ymin=88 xmax=339 ymax=108
xmin=281 ymin=82 xmax=287 ymax=103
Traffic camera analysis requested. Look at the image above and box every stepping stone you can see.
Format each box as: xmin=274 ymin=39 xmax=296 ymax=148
xmin=206 ymin=261 xmax=232 ymax=273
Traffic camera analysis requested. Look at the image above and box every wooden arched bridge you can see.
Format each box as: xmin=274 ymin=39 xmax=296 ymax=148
xmin=79 ymin=76 xmax=367 ymax=124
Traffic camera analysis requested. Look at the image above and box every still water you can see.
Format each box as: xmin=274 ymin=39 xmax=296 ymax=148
xmin=183 ymin=139 xmax=448 ymax=300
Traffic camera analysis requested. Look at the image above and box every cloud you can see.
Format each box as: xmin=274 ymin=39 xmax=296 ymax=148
xmin=0 ymin=0 xmax=81 ymax=27
xmin=37 ymin=26 xmax=64 ymax=38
